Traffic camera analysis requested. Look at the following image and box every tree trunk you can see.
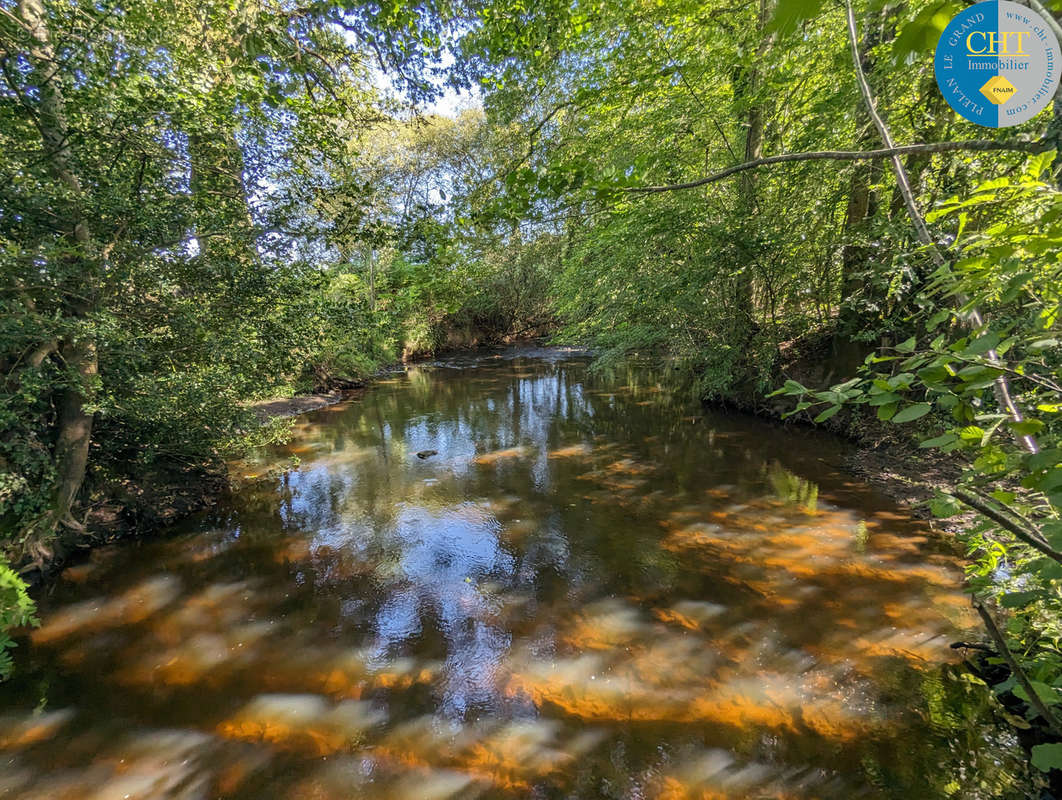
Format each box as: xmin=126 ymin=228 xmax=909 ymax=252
xmin=51 ymin=337 xmax=97 ymax=529
xmin=840 ymin=158 xmax=880 ymax=291
xmin=366 ymin=246 xmax=377 ymax=312
xmin=18 ymin=0 xmax=98 ymax=536
xmin=733 ymin=0 xmax=773 ymax=336
xmin=838 ymin=7 xmax=888 ymax=329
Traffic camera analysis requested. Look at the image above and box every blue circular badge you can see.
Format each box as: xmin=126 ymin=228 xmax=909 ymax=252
xmin=935 ymin=0 xmax=1061 ymax=127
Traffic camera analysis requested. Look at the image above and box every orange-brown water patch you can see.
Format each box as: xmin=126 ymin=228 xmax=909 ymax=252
xmin=216 ymin=694 xmax=384 ymax=755
xmin=547 ymin=444 xmax=592 ymax=459
xmin=33 ymin=575 xmax=180 ymax=645
xmin=473 ymin=447 xmax=528 ymax=465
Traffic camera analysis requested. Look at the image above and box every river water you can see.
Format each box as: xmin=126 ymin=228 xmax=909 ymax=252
xmin=0 ymin=348 xmax=1034 ymax=798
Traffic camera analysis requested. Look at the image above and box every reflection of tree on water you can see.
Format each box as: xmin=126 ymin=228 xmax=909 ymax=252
xmin=0 ymin=354 xmax=1036 ymax=799
xmin=766 ymin=462 xmax=819 ymax=512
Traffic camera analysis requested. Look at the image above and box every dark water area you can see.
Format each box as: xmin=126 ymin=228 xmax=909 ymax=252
xmin=0 ymin=348 xmax=1035 ymax=798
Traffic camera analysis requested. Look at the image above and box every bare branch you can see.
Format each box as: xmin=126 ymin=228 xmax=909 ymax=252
xmin=844 ymin=0 xmax=1038 ymax=455
xmin=623 ymin=140 xmax=1042 ymax=194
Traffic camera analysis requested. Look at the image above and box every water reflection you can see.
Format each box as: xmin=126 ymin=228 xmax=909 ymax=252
xmin=0 ymin=347 xmax=1037 ymax=798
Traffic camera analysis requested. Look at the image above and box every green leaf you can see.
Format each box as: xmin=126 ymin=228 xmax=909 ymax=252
xmin=1025 ymin=150 xmax=1057 ymax=180
xmin=868 ymin=392 xmax=901 ymax=407
xmin=964 ymin=332 xmax=1001 ymax=355
xmin=891 ymin=403 xmax=932 ymax=423
xmin=768 ymin=0 xmax=824 ymax=34
xmin=895 ymin=336 xmax=917 ymax=353
xmin=892 ymin=1 xmax=964 ymax=64
xmin=814 ymin=404 xmax=842 ymax=423
xmin=877 ymin=401 xmax=898 ymax=421
xmin=1014 ymin=680 xmax=1060 ymax=707
xmin=1032 ymin=743 xmax=1062 ymax=772
xmin=1008 ymin=419 xmax=1044 ymax=436
xmin=1029 ymin=557 xmax=1062 ymax=580
xmin=1000 ymin=590 xmax=1041 ymax=608
xmin=917 ymin=365 xmax=951 ymax=384
xmin=1035 ymin=468 xmax=1062 ymax=492
xmin=1028 ymin=449 xmax=1062 ymax=471
xmin=1043 ymin=521 xmax=1062 ymax=548
xmin=937 ymin=394 xmax=959 ymax=409
xmin=887 ymin=372 xmax=916 ymax=390
xmin=973 ymin=446 xmax=1008 ymax=474
xmin=929 ymin=495 xmax=962 ymax=517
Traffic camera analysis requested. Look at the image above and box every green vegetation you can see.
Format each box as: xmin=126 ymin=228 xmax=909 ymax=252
xmin=0 ymin=559 xmax=35 ymax=679
xmin=455 ymin=0 xmax=1062 ymax=759
xmin=2 ymin=0 xmax=1062 ymax=772
xmin=0 ymin=4 xmax=544 ymax=560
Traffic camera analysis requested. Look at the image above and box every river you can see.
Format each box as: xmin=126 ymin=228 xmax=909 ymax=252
xmin=0 ymin=348 xmax=1033 ymax=798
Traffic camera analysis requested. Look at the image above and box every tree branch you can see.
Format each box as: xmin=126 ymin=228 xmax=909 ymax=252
xmin=844 ymin=0 xmax=1038 ymax=455
xmin=623 ymin=140 xmax=1042 ymax=193
xmin=1026 ymin=0 xmax=1062 ymax=44
xmin=951 ymin=488 xmax=1062 ymax=563
xmin=975 ymin=601 xmax=1062 ymax=737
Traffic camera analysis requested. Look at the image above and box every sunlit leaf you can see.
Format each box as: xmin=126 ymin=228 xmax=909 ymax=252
xmin=891 ymin=403 xmax=932 ymax=423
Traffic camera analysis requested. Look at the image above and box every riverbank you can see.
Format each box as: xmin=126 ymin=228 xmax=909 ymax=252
xmin=709 ymin=330 xmax=972 ymax=539
xmin=708 ymin=330 xmax=1062 ymax=788
xmin=16 ymin=386 xmax=372 ymax=584
xmin=248 ymin=388 xmax=364 ymax=423
xmin=17 ymin=339 xmax=555 ymax=582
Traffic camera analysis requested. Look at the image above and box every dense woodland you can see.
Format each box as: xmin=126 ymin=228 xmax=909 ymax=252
xmin=2 ymin=0 xmax=1062 ymax=775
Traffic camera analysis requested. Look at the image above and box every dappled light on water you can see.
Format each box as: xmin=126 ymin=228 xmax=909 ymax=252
xmin=0 ymin=349 xmax=1034 ymax=797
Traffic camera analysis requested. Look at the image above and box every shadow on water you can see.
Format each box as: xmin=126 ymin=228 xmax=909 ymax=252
xmin=0 ymin=347 xmax=1037 ymax=798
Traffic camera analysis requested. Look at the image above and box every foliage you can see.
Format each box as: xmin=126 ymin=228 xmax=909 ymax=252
xmin=0 ymin=558 xmax=37 ymax=680
xmin=1 ymin=2 xmax=1061 ymax=781
xmin=0 ymin=0 xmax=454 ymax=673
xmin=772 ymin=153 xmax=1062 ymax=750
xmin=455 ymin=0 xmax=1062 ymax=763
xmin=0 ymin=0 xmax=557 ymax=675
xmin=455 ymin=0 xmax=1039 ymax=389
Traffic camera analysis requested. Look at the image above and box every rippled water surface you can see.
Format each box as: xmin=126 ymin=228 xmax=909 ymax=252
xmin=0 ymin=349 xmax=1035 ymax=798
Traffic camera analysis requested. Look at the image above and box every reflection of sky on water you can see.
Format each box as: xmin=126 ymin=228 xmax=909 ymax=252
xmin=272 ymin=361 xmax=592 ymax=726
xmin=0 ymin=349 xmax=1039 ymax=799
xmin=366 ymin=504 xmax=515 ymax=718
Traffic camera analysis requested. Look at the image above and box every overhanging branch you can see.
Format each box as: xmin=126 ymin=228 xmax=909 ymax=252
xmin=623 ymin=140 xmax=1043 ymax=194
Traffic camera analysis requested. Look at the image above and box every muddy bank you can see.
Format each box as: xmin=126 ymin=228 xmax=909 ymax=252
xmin=248 ymin=388 xmax=364 ymax=423
xmin=22 ymin=386 xmax=376 ymax=582
xmin=21 ymin=466 xmax=229 ymax=585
